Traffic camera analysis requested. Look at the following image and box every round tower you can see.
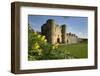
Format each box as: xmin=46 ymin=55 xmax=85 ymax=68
xmin=47 ymin=19 xmax=55 ymax=44
xmin=61 ymin=24 xmax=66 ymax=43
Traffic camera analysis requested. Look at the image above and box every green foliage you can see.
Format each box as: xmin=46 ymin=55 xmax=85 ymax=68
xmin=28 ymin=27 xmax=47 ymax=60
xmin=28 ymin=25 xmax=87 ymax=61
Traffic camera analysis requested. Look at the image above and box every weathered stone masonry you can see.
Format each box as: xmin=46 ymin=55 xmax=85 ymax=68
xmin=41 ymin=19 xmax=79 ymax=44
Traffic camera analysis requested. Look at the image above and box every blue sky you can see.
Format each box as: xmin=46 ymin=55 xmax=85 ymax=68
xmin=28 ymin=15 xmax=88 ymax=38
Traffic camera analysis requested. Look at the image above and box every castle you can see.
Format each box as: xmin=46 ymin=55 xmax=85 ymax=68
xmin=41 ymin=19 xmax=79 ymax=44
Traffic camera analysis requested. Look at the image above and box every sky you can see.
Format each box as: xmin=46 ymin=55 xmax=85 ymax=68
xmin=28 ymin=15 xmax=88 ymax=38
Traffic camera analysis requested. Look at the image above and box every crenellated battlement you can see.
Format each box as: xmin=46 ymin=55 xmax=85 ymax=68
xmin=67 ymin=32 xmax=78 ymax=37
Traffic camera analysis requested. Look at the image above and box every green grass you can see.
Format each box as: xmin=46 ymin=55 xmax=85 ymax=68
xmin=28 ymin=41 xmax=88 ymax=60
xmin=57 ymin=42 xmax=88 ymax=58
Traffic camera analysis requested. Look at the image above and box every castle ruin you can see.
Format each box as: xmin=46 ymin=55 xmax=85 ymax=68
xmin=41 ymin=19 xmax=79 ymax=44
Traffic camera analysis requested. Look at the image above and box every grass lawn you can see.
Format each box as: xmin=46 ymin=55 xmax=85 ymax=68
xmin=57 ymin=41 xmax=88 ymax=58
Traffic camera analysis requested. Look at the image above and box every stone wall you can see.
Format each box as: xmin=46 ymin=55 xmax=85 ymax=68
xmin=66 ymin=33 xmax=78 ymax=44
xmin=41 ymin=19 xmax=79 ymax=44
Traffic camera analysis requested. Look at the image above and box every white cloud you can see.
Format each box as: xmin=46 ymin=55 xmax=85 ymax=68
xmin=77 ymin=32 xmax=88 ymax=38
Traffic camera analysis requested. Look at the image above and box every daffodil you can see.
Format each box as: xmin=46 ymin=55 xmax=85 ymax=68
xmin=37 ymin=34 xmax=41 ymax=38
xmin=44 ymin=39 xmax=47 ymax=43
xmin=41 ymin=35 xmax=45 ymax=41
xmin=34 ymin=42 xmax=40 ymax=49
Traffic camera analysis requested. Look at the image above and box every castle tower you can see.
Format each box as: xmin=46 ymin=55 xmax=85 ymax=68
xmin=47 ymin=19 xmax=56 ymax=44
xmin=61 ymin=24 xmax=66 ymax=43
